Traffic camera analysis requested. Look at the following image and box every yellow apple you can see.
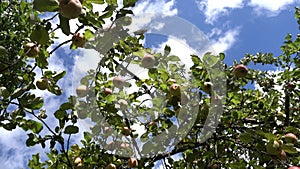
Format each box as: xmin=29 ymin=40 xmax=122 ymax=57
xmin=59 ymin=0 xmax=82 ymax=19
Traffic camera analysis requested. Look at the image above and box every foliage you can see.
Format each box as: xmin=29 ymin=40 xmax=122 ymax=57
xmin=0 ymin=0 xmax=299 ymax=168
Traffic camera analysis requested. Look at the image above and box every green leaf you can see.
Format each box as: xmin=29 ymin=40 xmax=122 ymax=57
xmin=30 ymin=25 xmax=50 ymax=45
xmin=166 ymin=55 xmax=180 ymax=62
xmin=86 ymin=0 xmax=105 ymax=4
xmin=28 ymin=97 xmax=44 ymax=110
xmin=0 ymin=86 xmax=9 ymax=98
xmin=84 ymin=29 xmax=94 ymax=40
xmin=26 ymin=133 xmax=39 ymax=146
xmin=54 ymin=110 xmax=67 ymax=119
xmin=123 ymin=0 xmax=137 ymax=7
xmin=164 ymin=45 xmax=171 ymax=56
xmin=33 ymin=0 xmax=59 ymax=12
xmin=106 ymin=0 xmax=117 ymax=5
xmin=84 ymin=132 xmax=92 ymax=142
xmin=239 ymin=133 xmax=252 ymax=144
xmin=22 ymin=120 xmax=43 ymax=134
xmin=282 ymin=144 xmax=298 ymax=154
xmin=64 ymin=125 xmax=79 ymax=134
xmin=52 ymin=70 xmax=66 ymax=82
xmin=228 ymin=162 xmax=246 ymax=169
xmin=59 ymin=15 xmax=70 ymax=36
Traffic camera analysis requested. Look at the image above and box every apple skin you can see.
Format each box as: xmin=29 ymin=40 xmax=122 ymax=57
xmin=36 ymin=78 xmax=49 ymax=90
xmin=234 ymin=64 xmax=248 ymax=78
xmin=141 ymin=54 xmax=155 ymax=68
xmin=288 ymin=166 xmax=300 ymax=169
xmin=277 ymin=149 xmax=287 ymax=161
xmin=285 ymin=133 xmax=297 ymax=144
xmin=112 ymin=76 xmax=125 ymax=88
xmin=121 ymin=126 xmax=131 ymax=136
xmin=76 ymin=85 xmax=88 ymax=97
xmin=105 ymin=88 xmax=113 ymax=95
xmin=169 ymin=84 xmax=181 ymax=97
xmin=128 ymin=157 xmax=138 ymax=168
xmin=59 ymin=0 xmax=82 ymax=19
xmin=25 ymin=43 xmax=39 ymax=57
xmin=105 ymin=163 xmax=116 ymax=169
xmin=72 ymin=33 xmax=86 ymax=48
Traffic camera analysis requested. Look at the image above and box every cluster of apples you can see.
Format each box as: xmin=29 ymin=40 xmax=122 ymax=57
xmin=105 ymin=158 xmax=138 ymax=169
xmin=266 ymin=133 xmax=298 ymax=161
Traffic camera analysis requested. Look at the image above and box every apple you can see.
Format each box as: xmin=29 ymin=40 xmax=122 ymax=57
xmin=288 ymin=166 xmax=300 ymax=169
xmin=118 ymin=99 xmax=128 ymax=110
xmin=112 ymin=76 xmax=125 ymax=88
xmin=167 ymin=79 xmax=177 ymax=85
xmin=74 ymin=156 xmax=82 ymax=165
xmin=105 ymin=88 xmax=113 ymax=95
xmin=128 ymin=157 xmax=138 ymax=168
xmin=36 ymin=78 xmax=49 ymax=90
xmin=201 ymin=82 xmax=213 ymax=94
xmin=119 ymin=142 xmax=129 ymax=149
xmin=266 ymin=140 xmax=281 ymax=155
xmin=169 ymin=84 xmax=181 ymax=97
xmin=72 ymin=33 xmax=86 ymax=48
xmin=25 ymin=43 xmax=39 ymax=57
xmin=76 ymin=85 xmax=88 ymax=97
xmin=277 ymin=149 xmax=287 ymax=161
xmin=285 ymin=133 xmax=297 ymax=144
xmin=103 ymin=126 xmax=112 ymax=134
xmin=141 ymin=54 xmax=155 ymax=68
xmin=234 ymin=64 xmax=248 ymax=78
xmin=59 ymin=0 xmax=82 ymax=19
xmin=287 ymin=82 xmax=296 ymax=90
xmin=209 ymin=164 xmax=218 ymax=169
xmin=121 ymin=126 xmax=131 ymax=136
xmin=105 ymin=163 xmax=116 ymax=169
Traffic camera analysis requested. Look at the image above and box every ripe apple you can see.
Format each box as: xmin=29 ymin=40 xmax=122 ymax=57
xmin=121 ymin=126 xmax=131 ymax=136
xmin=36 ymin=78 xmax=49 ymax=90
xmin=59 ymin=0 xmax=82 ymax=19
xmin=285 ymin=133 xmax=297 ymax=144
xmin=112 ymin=76 xmax=125 ymax=88
xmin=105 ymin=163 xmax=116 ymax=169
xmin=105 ymin=88 xmax=113 ymax=95
xmin=128 ymin=157 xmax=138 ymax=168
xmin=76 ymin=85 xmax=88 ymax=97
xmin=25 ymin=43 xmax=39 ymax=57
xmin=169 ymin=84 xmax=181 ymax=97
xmin=288 ymin=166 xmax=300 ymax=169
xmin=201 ymin=82 xmax=213 ymax=94
xmin=141 ymin=54 xmax=155 ymax=68
xmin=234 ymin=64 xmax=248 ymax=78
xmin=72 ymin=33 xmax=86 ymax=48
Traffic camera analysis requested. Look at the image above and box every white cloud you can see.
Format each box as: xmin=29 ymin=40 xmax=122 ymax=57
xmin=196 ymin=0 xmax=244 ymax=24
xmin=210 ymin=28 xmax=240 ymax=53
xmin=248 ymin=0 xmax=299 ymax=16
xmin=133 ymin=0 xmax=177 ymax=16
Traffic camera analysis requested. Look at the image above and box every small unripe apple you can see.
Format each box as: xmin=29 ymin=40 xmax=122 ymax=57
xmin=36 ymin=78 xmax=49 ymax=90
xmin=128 ymin=157 xmax=138 ymax=168
xmin=234 ymin=64 xmax=248 ymax=78
xmin=121 ymin=126 xmax=131 ymax=136
xmin=112 ymin=76 xmax=125 ymax=88
xmin=201 ymin=82 xmax=212 ymax=94
xmin=277 ymin=149 xmax=287 ymax=161
xmin=105 ymin=163 xmax=116 ymax=169
xmin=59 ymin=0 xmax=82 ymax=19
xmin=105 ymin=88 xmax=113 ymax=95
xmin=118 ymin=99 xmax=128 ymax=110
xmin=141 ymin=54 xmax=155 ymax=68
xmin=169 ymin=84 xmax=181 ymax=97
xmin=72 ymin=33 xmax=86 ymax=48
xmin=76 ymin=85 xmax=88 ymax=97
xmin=25 ymin=43 xmax=39 ymax=57
xmin=285 ymin=133 xmax=297 ymax=144
xmin=288 ymin=166 xmax=300 ymax=169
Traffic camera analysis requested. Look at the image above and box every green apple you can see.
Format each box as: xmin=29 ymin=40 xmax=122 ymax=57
xmin=141 ymin=54 xmax=155 ymax=68
xmin=36 ymin=78 xmax=49 ymax=90
xmin=59 ymin=0 xmax=82 ymax=19
xmin=234 ymin=64 xmax=248 ymax=78
xmin=128 ymin=157 xmax=138 ymax=168
xmin=25 ymin=43 xmax=39 ymax=57
xmin=76 ymin=85 xmax=88 ymax=97
xmin=72 ymin=33 xmax=86 ymax=48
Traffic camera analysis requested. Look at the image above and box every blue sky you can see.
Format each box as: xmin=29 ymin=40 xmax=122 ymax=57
xmin=0 ymin=0 xmax=300 ymax=168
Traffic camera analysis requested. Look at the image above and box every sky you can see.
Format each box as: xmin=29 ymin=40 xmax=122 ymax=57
xmin=0 ymin=0 xmax=300 ymax=168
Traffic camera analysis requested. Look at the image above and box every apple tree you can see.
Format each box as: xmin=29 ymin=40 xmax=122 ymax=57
xmin=0 ymin=0 xmax=300 ymax=169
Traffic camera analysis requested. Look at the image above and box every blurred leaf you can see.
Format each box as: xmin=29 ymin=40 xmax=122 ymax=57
xmin=64 ymin=125 xmax=79 ymax=134
xmin=59 ymin=14 xmax=70 ymax=36
xmin=30 ymin=25 xmax=50 ymax=45
xmin=33 ymin=0 xmax=59 ymax=12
